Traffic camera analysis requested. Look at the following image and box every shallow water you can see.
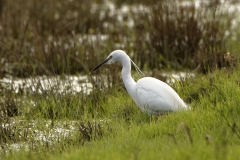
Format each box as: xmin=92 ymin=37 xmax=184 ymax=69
xmin=0 ymin=118 xmax=110 ymax=155
xmin=0 ymin=75 xmax=93 ymax=95
xmin=0 ymin=71 xmax=194 ymax=95
xmin=0 ymin=118 xmax=77 ymax=154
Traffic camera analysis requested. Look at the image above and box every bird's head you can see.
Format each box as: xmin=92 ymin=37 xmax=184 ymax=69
xmin=106 ymin=50 xmax=127 ymax=64
xmin=90 ymin=50 xmax=127 ymax=73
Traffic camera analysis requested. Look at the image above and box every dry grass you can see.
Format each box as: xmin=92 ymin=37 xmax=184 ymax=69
xmin=0 ymin=0 xmax=238 ymax=78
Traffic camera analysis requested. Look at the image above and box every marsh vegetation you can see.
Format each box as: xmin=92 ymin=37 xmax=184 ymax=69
xmin=0 ymin=0 xmax=240 ymax=159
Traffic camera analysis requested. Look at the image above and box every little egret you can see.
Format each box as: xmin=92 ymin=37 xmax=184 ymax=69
xmin=90 ymin=50 xmax=188 ymax=115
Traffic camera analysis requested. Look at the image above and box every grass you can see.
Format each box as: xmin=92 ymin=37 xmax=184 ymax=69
xmin=0 ymin=0 xmax=238 ymax=77
xmin=1 ymin=0 xmax=240 ymax=159
xmin=1 ymin=67 xmax=240 ymax=160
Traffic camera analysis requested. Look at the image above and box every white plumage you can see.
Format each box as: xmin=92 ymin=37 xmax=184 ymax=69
xmin=90 ymin=50 xmax=188 ymax=115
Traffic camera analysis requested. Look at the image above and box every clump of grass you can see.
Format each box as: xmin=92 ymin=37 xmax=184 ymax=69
xmin=0 ymin=0 xmax=113 ymax=77
xmin=131 ymin=0 xmax=235 ymax=71
xmin=0 ymin=84 xmax=23 ymax=118
xmin=0 ymin=120 xmax=21 ymax=144
xmin=78 ymin=121 xmax=104 ymax=142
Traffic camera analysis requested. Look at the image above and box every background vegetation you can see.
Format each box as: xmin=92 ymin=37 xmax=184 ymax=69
xmin=0 ymin=0 xmax=238 ymax=77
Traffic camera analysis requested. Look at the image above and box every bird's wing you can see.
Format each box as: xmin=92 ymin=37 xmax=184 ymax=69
xmin=135 ymin=77 xmax=186 ymax=114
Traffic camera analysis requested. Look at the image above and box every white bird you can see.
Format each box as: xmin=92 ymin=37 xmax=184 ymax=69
xmin=90 ymin=50 xmax=188 ymax=115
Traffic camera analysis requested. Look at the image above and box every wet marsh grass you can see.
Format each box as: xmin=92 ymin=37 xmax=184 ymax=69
xmin=1 ymin=0 xmax=240 ymax=159
xmin=48 ymin=68 xmax=240 ymax=160
xmin=1 ymin=67 xmax=240 ymax=159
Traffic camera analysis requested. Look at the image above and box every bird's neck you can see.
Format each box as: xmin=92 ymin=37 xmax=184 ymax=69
xmin=121 ymin=57 xmax=136 ymax=93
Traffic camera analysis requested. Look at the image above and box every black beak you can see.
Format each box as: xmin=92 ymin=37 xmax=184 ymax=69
xmin=89 ymin=56 xmax=111 ymax=74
